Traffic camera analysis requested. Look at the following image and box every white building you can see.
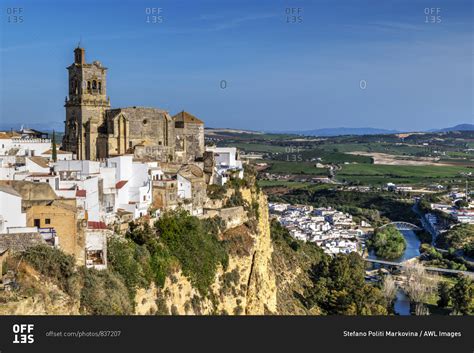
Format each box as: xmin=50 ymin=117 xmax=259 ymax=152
xmin=206 ymin=146 xmax=244 ymax=185
xmin=0 ymin=185 xmax=27 ymax=233
xmin=0 ymin=131 xmax=51 ymax=157
xmin=54 ymin=156 xmax=152 ymax=221
xmin=106 ymin=156 xmax=152 ymax=219
xmin=177 ymin=173 xmax=192 ymax=199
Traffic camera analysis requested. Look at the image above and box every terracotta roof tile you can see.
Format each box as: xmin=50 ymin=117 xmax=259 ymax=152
xmin=172 ymin=111 xmax=204 ymax=125
xmin=76 ymin=189 xmax=86 ymax=197
xmin=87 ymin=221 xmax=108 ymax=230
xmin=116 ymin=180 xmax=128 ymax=189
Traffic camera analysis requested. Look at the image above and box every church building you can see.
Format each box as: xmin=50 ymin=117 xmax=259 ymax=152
xmin=62 ymin=47 xmax=204 ymax=163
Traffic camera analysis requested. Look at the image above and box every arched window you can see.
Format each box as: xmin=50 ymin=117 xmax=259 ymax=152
xmin=92 ymin=80 xmax=97 ymax=92
xmin=87 ymin=81 xmax=91 ymax=93
xmin=98 ymin=81 xmax=102 ymax=94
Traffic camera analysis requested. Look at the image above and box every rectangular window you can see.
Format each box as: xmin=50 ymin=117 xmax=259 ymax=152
xmin=45 ymin=218 xmax=51 ymax=225
xmin=34 ymin=219 xmax=40 ymax=227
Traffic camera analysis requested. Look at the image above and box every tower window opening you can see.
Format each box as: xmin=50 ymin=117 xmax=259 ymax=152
xmin=87 ymin=81 xmax=91 ymax=93
xmin=98 ymin=81 xmax=102 ymax=93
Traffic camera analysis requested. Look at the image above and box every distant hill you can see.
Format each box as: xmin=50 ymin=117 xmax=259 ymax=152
xmin=0 ymin=121 xmax=63 ymax=132
xmin=431 ymin=124 xmax=474 ymax=132
xmin=286 ymin=127 xmax=399 ymax=137
xmin=1 ymin=122 xmax=472 ymax=137
xmin=278 ymin=123 xmax=474 ymax=137
xmin=205 ymin=127 xmax=264 ymax=135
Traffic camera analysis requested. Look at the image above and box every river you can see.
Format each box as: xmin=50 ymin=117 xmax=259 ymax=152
xmin=393 ymin=289 xmax=411 ymax=316
xmin=368 ymin=229 xmax=421 ymax=315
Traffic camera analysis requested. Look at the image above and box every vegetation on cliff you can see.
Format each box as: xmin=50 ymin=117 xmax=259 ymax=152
xmin=155 ymin=210 xmax=228 ymax=294
xmin=21 ymin=245 xmax=134 ymax=314
xmin=16 ymin=209 xmax=231 ymax=314
xmin=22 ymin=244 xmax=76 ymax=295
xmin=122 ymin=210 xmax=229 ymax=295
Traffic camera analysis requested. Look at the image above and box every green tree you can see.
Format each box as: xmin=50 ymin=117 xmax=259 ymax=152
xmin=107 ymin=236 xmax=152 ymax=299
xmin=304 ymin=253 xmax=388 ymax=315
xmin=368 ymin=225 xmax=406 ymax=260
xmin=450 ymin=275 xmax=473 ymax=315
xmin=437 ymin=282 xmax=451 ymax=308
xmin=51 ymin=130 xmax=57 ymax=162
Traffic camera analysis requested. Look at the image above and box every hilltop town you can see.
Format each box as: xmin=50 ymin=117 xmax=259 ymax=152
xmin=0 ymin=48 xmax=244 ymax=272
xmin=0 ymin=48 xmax=472 ymax=317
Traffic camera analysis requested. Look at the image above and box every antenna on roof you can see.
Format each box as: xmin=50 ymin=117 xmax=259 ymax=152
xmin=77 ymin=36 xmax=82 ymax=48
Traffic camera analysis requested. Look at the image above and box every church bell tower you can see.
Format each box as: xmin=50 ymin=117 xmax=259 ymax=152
xmin=63 ymin=46 xmax=110 ymax=160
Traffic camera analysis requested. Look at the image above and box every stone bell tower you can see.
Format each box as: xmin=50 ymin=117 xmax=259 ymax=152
xmin=63 ymin=46 xmax=110 ymax=160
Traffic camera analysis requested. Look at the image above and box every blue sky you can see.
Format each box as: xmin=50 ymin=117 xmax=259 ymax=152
xmin=0 ymin=0 xmax=472 ymax=131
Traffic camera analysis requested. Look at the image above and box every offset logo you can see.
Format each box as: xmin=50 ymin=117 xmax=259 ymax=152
xmin=12 ymin=324 xmax=34 ymax=344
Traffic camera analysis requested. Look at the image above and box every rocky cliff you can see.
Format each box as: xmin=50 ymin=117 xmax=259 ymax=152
xmin=1 ymin=184 xmax=308 ymax=316
xmin=0 ymin=261 xmax=80 ymax=315
xmin=135 ymin=187 xmax=277 ymax=315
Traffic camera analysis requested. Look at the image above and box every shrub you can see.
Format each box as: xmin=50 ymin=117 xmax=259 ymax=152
xmin=225 ymin=188 xmax=245 ymax=207
xmin=107 ymin=237 xmax=152 ymax=298
xmin=23 ymin=245 xmax=76 ymax=295
xmin=155 ymin=297 xmax=170 ymax=315
xmin=222 ymin=268 xmax=240 ymax=293
xmin=207 ymin=184 xmax=226 ymax=200
xmin=148 ymin=243 xmax=173 ymax=287
xmin=155 ymin=210 xmax=228 ymax=295
xmin=79 ymin=267 xmax=133 ymax=315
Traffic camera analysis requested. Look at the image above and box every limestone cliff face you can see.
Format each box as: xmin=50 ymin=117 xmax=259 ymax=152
xmin=145 ymin=187 xmax=278 ymax=315
xmin=0 ymin=263 xmax=80 ymax=315
xmin=241 ymin=188 xmax=277 ymax=314
xmin=1 ymin=187 xmax=280 ymax=316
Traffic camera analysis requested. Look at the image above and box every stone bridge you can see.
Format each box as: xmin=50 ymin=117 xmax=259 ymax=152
xmin=364 ymin=258 xmax=474 ymax=278
xmin=379 ymin=222 xmax=422 ymax=231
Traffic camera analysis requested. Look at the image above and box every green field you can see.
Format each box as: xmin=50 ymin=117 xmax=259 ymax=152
xmin=319 ymin=142 xmax=427 ymax=155
xmin=336 ymin=164 xmax=473 ymax=185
